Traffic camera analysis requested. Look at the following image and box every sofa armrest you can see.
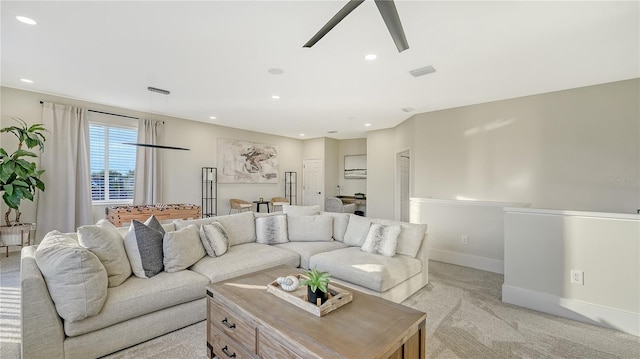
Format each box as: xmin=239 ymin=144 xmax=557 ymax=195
xmin=415 ymin=232 xmax=429 ymax=285
xmin=21 ymin=246 xmax=65 ymax=359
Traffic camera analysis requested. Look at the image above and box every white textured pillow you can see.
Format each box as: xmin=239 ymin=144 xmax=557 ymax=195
xmin=215 ymin=211 xmax=256 ymax=246
xmin=78 ymin=219 xmax=132 ymax=287
xmin=374 ymin=219 xmax=427 ymax=257
xmin=282 ymin=204 xmax=320 ymax=216
xmin=322 ymin=212 xmax=350 ymax=241
xmin=256 ymin=215 xmax=288 ymax=244
xmin=343 ymin=214 xmax=373 ymax=247
xmin=361 ymin=223 xmax=402 ymax=257
xmin=124 ymin=216 xmax=165 ymax=278
xmin=199 ymin=222 xmax=230 ymax=257
xmin=163 ymin=224 xmax=206 ymax=272
xmin=35 ymin=231 xmax=108 ymax=322
xmin=287 ymin=215 xmax=333 ymax=242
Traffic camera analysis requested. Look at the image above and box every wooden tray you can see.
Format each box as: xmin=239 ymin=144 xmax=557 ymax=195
xmin=267 ymin=274 xmax=353 ymax=317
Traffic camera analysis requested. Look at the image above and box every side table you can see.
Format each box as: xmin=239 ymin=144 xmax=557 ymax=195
xmin=253 ymin=201 xmax=271 ymax=213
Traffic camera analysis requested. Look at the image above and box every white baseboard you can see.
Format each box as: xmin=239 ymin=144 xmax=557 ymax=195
xmin=428 ymin=248 xmax=504 ymax=274
xmin=502 ymin=284 xmax=639 ymax=337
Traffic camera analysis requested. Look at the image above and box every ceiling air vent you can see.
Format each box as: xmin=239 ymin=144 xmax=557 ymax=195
xmin=409 ymin=66 xmax=436 ymax=78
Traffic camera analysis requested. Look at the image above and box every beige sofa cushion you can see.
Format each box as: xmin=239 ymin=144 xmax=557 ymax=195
xmin=35 ymin=231 xmax=108 ymax=322
xmin=321 ymin=212 xmax=350 ymax=241
xmin=189 ymin=243 xmax=299 ymax=283
xmin=174 ymin=217 xmax=216 ymax=230
xmin=214 ymin=211 xmax=256 ymax=246
xmin=283 ymin=204 xmax=320 ymax=216
xmin=287 ymin=215 xmax=333 ymax=242
xmin=163 ymin=224 xmax=206 ymax=272
xmin=309 ymin=247 xmax=422 ymax=292
xmin=274 ymin=241 xmax=347 ymax=269
xmin=78 ymin=219 xmax=132 ymax=287
xmin=64 ymin=270 xmax=209 ymax=337
xmin=343 ymin=214 xmax=373 ymax=247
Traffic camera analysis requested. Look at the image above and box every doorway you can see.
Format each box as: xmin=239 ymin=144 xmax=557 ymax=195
xmin=395 ymin=150 xmax=411 ymax=221
xmin=303 ymin=158 xmax=323 ymax=208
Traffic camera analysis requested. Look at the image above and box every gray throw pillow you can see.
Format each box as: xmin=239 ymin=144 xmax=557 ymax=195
xmin=163 ymin=224 xmax=206 ymax=272
xmin=124 ymin=216 xmax=165 ymax=278
xmin=256 ymin=215 xmax=289 ymax=244
xmin=361 ymin=223 xmax=402 ymax=257
xmin=35 ymin=231 xmax=108 ymax=322
xmin=199 ymin=222 xmax=230 ymax=257
xmin=77 ymin=219 xmax=132 ymax=287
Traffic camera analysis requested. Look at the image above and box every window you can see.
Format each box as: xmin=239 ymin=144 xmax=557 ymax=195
xmin=89 ymin=123 xmax=137 ymax=202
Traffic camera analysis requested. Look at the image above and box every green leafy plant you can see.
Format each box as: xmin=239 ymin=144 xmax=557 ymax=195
xmin=301 ymin=267 xmax=331 ymax=293
xmin=0 ymin=117 xmax=47 ymax=226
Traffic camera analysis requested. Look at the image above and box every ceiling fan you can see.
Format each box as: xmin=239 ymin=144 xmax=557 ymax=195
xmin=303 ymin=0 xmax=409 ymax=53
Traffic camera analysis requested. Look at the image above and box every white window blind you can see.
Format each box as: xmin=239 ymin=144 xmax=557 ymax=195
xmin=89 ymin=123 xmax=137 ymax=202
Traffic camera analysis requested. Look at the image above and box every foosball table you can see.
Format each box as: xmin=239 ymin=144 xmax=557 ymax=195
xmin=105 ymin=204 xmax=201 ymax=227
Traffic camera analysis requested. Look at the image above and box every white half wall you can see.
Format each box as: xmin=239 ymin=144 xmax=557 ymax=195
xmin=503 ymin=207 xmax=640 ymax=336
xmin=411 ymin=198 xmax=529 ymax=273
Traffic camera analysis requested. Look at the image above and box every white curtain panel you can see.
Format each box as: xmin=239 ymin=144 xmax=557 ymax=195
xmin=133 ymin=119 xmax=164 ymax=204
xmin=35 ymin=103 xmax=93 ymax=241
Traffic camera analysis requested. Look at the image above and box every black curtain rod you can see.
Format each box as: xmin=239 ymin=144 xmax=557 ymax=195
xmin=39 ymin=101 xmax=145 ymax=121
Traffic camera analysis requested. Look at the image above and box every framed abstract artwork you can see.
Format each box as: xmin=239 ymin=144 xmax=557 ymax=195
xmin=218 ymin=138 xmax=279 ymax=183
xmin=344 ymin=154 xmax=366 ymax=179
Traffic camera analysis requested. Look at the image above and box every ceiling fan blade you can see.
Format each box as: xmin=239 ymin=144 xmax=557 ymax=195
xmin=374 ymin=0 xmax=409 ymax=52
xmin=303 ymin=0 xmax=365 ymax=48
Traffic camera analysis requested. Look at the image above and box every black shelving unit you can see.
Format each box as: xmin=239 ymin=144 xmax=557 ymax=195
xmin=285 ymin=171 xmax=297 ymax=205
xmin=202 ymin=167 xmax=217 ymax=217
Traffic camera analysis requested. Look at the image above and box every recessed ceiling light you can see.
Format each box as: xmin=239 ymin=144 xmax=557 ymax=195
xmin=16 ymin=16 xmax=37 ymax=25
xmin=209 ymin=116 xmax=217 ymax=120
xmin=20 ymin=78 xmax=34 ymax=84
xmin=271 ymin=95 xmax=280 ymax=100
xmin=365 ymin=54 xmax=377 ymax=61
xmin=268 ymin=68 xmax=284 ymax=75
xmin=364 ymin=123 xmax=371 ymax=127
xmin=299 ymin=133 xmax=305 ymax=137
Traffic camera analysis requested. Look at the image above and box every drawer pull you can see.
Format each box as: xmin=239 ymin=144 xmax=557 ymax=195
xmin=221 ymin=318 xmax=236 ymax=329
xmin=221 ymin=345 xmax=237 ymax=358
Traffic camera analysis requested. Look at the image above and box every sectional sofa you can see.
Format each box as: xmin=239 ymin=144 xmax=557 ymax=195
xmin=20 ymin=206 xmax=428 ymax=358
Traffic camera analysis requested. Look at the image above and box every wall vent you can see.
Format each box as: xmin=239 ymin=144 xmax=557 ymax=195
xmin=409 ymin=66 xmax=436 ymax=77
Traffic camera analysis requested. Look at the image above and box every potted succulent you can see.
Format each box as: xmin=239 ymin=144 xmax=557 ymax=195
xmin=301 ymin=267 xmax=331 ymax=305
xmin=0 ymin=117 xmax=46 ymax=245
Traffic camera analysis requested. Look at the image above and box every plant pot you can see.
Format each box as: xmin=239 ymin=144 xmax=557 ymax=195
xmin=307 ymin=286 xmax=328 ymax=306
xmin=0 ymin=223 xmax=32 ymax=246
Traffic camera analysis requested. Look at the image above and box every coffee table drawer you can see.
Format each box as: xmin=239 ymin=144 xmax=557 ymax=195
xmin=210 ymin=327 xmax=256 ymax=359
xmin=209 ymin=300 xmax=256 ymax=351
xmin=258 ymin=330 xmax=304 ymax=359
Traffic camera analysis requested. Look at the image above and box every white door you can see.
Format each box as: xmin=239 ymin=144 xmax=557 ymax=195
xmin=396 ymin=150 xmax=411 ymax=221
xmin=303 ymin=158 xmax=323 ymax=208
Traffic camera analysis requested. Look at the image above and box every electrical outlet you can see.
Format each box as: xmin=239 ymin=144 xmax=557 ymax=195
xmin=570 ymin=270 xmax=584 ymax=285
xmin=461 ymin=235 xmax=469 ymax=245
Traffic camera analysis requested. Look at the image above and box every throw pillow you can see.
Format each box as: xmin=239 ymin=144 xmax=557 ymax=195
xmin=374 ymin=219 xmax=427 ymax=257
xmin=35 ymin=231 xmax=108 ymax=322
xmin=77 ymin=219 xmax=132 ymax=287
xmin=124 ymin=216 xmax=165 ymax=278
xmin=321 ymin=212 xmax=350 ymax=241
xmin=361 ymin=223 xmax=402 ymax=257
xmin=163 ymin=224 xmax=206 ymax=272
xmin=287 ymin=215 xmax=333 ymax=242
xmin=282 ymin=204 xmax=320 ymax=216
xmin=256 ymin=215 xmax=288 ymax=244
xmin=343 ymin=214 xmax=373 ymax=247
xmin=199 ymin=222 xmax=230 ymax=257
xmin=214 ymin=211 xmax=256 ymax=246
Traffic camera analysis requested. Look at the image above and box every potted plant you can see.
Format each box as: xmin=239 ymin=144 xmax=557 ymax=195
xmin=301 ymin=267 xmax=331 ymax=305
xmin=0 ymin=117 xmax=46 ymax=245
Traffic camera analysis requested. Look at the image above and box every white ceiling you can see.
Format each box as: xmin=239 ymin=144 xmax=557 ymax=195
xmin=2 ymin=1 xmax=638 ymax=139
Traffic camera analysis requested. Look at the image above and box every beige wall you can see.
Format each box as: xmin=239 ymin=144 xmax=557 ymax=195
xmin=367 ymin=79 xmax=640 ymax=218
xmin=338 ymin=138 xmax=367 ymax=196
xmin=0 ymin=87 xmax=304 ymax=229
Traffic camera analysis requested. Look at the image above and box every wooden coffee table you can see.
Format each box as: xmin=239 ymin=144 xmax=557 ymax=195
xmin=206 ymin=265 xmax=426 ymax=359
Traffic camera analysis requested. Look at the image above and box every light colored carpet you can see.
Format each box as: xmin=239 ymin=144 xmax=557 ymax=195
xmin=2 ymin=251 xmax=639 ymax=358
